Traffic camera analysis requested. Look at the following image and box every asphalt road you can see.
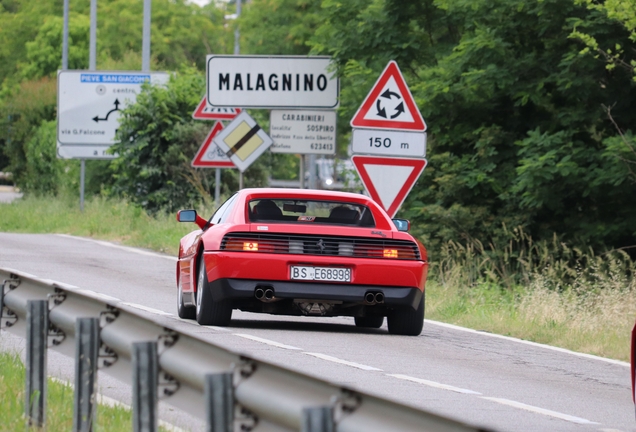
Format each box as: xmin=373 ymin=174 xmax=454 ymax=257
xmin=0 ymin=232 xmax=633 ymax=432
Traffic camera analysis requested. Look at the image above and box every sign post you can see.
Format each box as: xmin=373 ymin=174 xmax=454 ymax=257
xmin=206 ymin=55 xmax=339 ymax=109
xmin=350 ymin=60 xmax=428 ymax=217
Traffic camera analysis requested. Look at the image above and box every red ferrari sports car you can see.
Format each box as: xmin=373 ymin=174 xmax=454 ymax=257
xmin=176 ymin=188 xmax=428 ymax=335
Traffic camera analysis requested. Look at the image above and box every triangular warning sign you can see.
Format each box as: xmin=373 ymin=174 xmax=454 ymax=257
xmin=352 ymin=155 xmax=427 ymax=218
xmin=191 ymin=122 xmax=236 ymax=168
xmin=350 ymin=61 xmax=426 ymax=132
xmin=192 ymin=97 xmax=242 ymax=120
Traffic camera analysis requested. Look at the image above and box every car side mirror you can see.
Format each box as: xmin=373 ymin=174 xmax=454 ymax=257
xmin=392 ymin=218 xmax=410 ymax=232
xmin=177 ymin=209 xmax=197 ymax=223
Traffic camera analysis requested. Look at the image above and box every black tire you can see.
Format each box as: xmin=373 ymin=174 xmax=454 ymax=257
xmin=177 ymin=278 xmax=196 ymax=320
xmin=354 ymin=315 xmax=384 ymax=328
xmin=387 ymin=293 xmax=425 ymax=336
xmin=195 ymin=255 xmax=232 ymax=326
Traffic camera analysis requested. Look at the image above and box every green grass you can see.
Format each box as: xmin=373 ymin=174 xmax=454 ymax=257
xmin=0 ymin=351 xmax=135 ymax=431
xmin=0 ymin=193 xmax=206 ymax=256
xmin=1 ymin=193 xmax=634 ymax=363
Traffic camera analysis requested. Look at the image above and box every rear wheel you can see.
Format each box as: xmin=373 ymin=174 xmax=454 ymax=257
xmin=387 ymin=293 xmax=424 ymax=336
xmin=354 ymin=315 xmax=384 ymax=328
xmin=195 ymin=255 xmax=232 ymax=326
xmin=177 ymin=278 xmax=196 ymax=320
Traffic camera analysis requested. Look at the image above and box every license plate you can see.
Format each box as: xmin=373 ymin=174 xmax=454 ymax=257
xmin=290 ymin=266 xmax=351 ymax=282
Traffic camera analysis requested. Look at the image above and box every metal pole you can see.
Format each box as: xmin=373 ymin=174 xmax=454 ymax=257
xmin=308 ymin=154 xmax=317 ymax=189
xmin=132 ymin=341 xmax=158 ymax=432
xmin=234 ymin=0 xmax=242 ymax=190
xmin=142 ymin=0 xmax=151 ymax=72
xmin=300 ymin=155 xmax=305 ymax=189
xmin=234 ymin=0 xmax=241 ymax=56
xmin=300 ymin=406 xmax=336 ymax=432
xmin=204 ymin=373 xmax=234 ymax=432
xmin=215 ymin=168 xmax=221 ymax=208
xmin=89 ymin=0 xmax=97 ymax=70
xmin=26 ymin=300 xmax=48 ymax=428
xmin=80 ymin=159 xmax=85 ymax=212
xmin=301 ymin=406 xmax=334 ymax=432
xmin=73 ymin=318 xmax=100 ymax=432
xmin=62 ymin=0 xmax=69 ymax=70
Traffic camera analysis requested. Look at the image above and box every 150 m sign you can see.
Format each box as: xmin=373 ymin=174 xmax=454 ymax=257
xmin=351 ymin=128 xmax=427 ymax=158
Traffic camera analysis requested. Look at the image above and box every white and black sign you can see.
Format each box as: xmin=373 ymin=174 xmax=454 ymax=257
xmin=270 ymin=110 xmax=336 ymax=155
xmin=351 ymin=128 xmax=426 ymax=157
xmin=206 ymin=55 xmax=339 ymax=109
xmin=57 ymin=70 xmax=169 ymax=146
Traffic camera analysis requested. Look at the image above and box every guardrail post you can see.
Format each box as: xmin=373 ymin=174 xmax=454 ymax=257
xmin=74 ymin=317 xmax=100 ymax=432
xmin=26 ymin=299 xmax=48 ymax=428
xmin=204 ymin=372 xmax=234 ymax=432
xmin=132 ymin=341 xmax=158 ymax=432
xmin=301 ymin=406 xmax=334 ymax=432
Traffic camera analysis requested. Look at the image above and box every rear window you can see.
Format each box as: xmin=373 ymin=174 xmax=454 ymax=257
xmin=248 ymin=199 xmax=375 ymax=227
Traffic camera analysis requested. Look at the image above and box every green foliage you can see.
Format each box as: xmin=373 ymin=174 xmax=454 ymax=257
xmin=0 ymin=78 xmax=58 ymax=188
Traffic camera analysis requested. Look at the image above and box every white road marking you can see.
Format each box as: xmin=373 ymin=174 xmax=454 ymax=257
xmin=426 ymin=319 xmax=630 ymax=367
xmin=55 ymin=234 xmax=178 ymax=261
xmin=481 ymin=397 xmax=599 ymax=425
xmin=120 ymin=302 xmax=173 ymax=316
xmin=210 ymin=326 xmax=232 ymax=332
xmin=303 ymin=352 xmax=382 ymax=371
xmin=598 ymin=429 xmax=627 ymax=432
xmin=387 ymin=374 xmax=482 ymax=395
xmin=234 ymin=333 xmax=302 ymax=350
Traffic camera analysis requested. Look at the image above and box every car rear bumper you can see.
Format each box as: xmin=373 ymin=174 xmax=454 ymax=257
xmin=207 ymin=277 xmax=424 ymax=310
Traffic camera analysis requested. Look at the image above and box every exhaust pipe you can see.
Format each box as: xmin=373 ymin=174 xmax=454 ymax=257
xmin=255 ymin=288 xmax=265 ymax=300
xmin=364 ymin=292 xmax=376 ymax=304
xmin=264 ymin=289 xmax=275 ymax=301
xmin=374 ymin=292 xmax=385 ymax=304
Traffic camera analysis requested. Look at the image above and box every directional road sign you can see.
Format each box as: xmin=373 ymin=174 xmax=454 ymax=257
xmin=352 ymin=128 xmax=427 ymax=158
xmin=56 ymin=143 xmax=118 ymax=160
xmin=57 ymin=71 xmax=169 ymax=146
xmin=192 ymin=97 xmax=242 ymax=120
xmin=206 ymin=55 xmax=339 ymax=109
xmin=192 ymin=122 xmax=235 ymax=168
xmin=212 ymin=111 xmax=273 ymax=173
xmin=352 ymin=155 xmax=427 ymax=218
xmin=350 ymin=61 xmax=426 ymax=132
xmin=270 ymin=110 xmax=336 ymax=155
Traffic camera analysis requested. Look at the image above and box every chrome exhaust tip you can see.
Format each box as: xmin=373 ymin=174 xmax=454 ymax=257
xmin=374 ymin=292 xmax=385 ymax=304
xmin=255 ymin=288 xmax=265 ymax=300
xmin=364 ymin=292 xmax=376 ymax=304
xmin=264 ymin=289 xmax=275 ymax=300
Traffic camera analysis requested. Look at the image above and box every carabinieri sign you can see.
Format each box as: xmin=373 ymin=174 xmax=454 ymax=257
xmin=206 ymin=55 xmax=339 ymax=109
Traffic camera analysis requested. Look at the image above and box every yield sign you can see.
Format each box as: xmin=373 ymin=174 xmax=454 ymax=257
xmin=192 ymin=97 xmax=242 ymax=120
xmin=350 ymin=61 xmax=426 ymax=132
xmin=352 ymin=155 xmax=427 ymax=218
xmin=191 ymin=122 xmax=235 ymax=168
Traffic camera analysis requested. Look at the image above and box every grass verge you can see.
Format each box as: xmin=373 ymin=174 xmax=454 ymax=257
xmin=0 ymin=351 xmax=136 ymax=431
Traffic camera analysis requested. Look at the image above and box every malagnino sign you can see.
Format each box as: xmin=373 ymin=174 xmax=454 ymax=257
xmin=206 ymin=55 xmax=339 ymax=109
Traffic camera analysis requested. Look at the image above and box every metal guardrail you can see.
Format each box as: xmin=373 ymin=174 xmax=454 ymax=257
xmin=0 ymin=267 xmax=492 ymax=432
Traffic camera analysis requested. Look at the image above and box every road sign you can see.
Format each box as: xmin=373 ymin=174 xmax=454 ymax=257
xmin=350 ymin=61 xmax=426 ymax=132
xmin=192 ymin=97 xmax=242 ymax=120
xmin=352 ymin=155 xmax=427 ymax=218
xmin=206 ymin=55 xmax=339 ymax=109
xmin=212 ymin=111 xmax=273 ymax=173
xmin=270 ymin=110 xmax=336 ymax=155
xmin=352 ymin=128 xmax=426 ymax=157
xmin=191 ymin=122 xmax=236 ymax=168
xmin=56 ymin=143 xmax=118 ymax=160
xmin=57 ymin=71 xmax=169 ymax=146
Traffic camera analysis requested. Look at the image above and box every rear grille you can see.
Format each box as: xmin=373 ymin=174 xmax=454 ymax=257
xmin=220 ymin=232 xmax=421 ymax=260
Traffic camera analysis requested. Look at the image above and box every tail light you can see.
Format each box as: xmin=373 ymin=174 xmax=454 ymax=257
xmin=383 ymin=249 xmax=399 ymax=258
xmin=243 ymin=242 xmax=258 ymax=251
